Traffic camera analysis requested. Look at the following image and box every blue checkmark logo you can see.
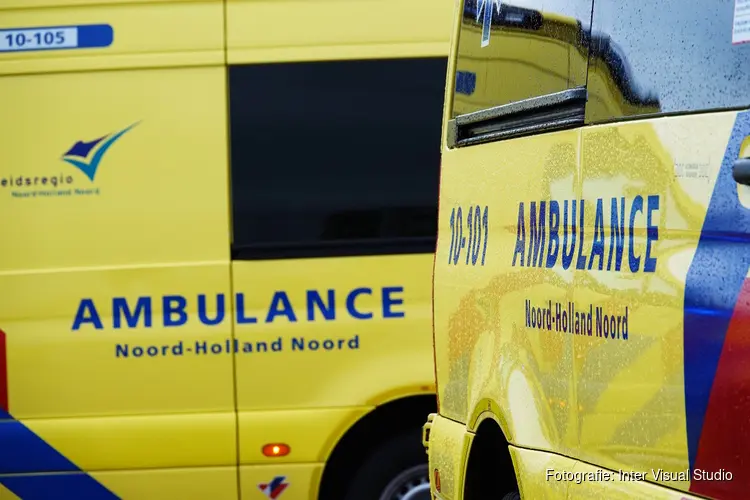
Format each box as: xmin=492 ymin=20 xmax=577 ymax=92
xmin=61 ymin=122 xmax=139 ymax=181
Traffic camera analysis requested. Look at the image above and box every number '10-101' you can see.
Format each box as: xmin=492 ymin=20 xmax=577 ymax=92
xmin=448 ymin=205 xmax=489 ymax=266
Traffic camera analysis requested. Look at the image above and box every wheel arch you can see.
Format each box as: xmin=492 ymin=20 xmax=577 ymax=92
xmin=317 ymin=393 xmax=437 ymax=500
xmin=463 ymin=416 xmax=519 ymax=500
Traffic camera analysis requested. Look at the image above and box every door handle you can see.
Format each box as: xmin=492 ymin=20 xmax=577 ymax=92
xmin=732 ymin=158 xmax=750 ymax=186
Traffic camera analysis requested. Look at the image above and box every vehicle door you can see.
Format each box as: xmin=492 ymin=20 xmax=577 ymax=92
xmin=224 ymin=1 xmax=447 ymax=498
xmin=572 ymin=0 xmax=750 ymax=498
xmin=434 ymin=0 xmax=595 ymax=463
xmin=0 ymin=1 xmax=236 ymax=498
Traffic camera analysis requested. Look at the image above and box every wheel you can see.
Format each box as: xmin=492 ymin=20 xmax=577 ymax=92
xmin=343 ymin=429 xmax=431 ymax=500
xmin=501 ymin=492 xmax=521 ymax=500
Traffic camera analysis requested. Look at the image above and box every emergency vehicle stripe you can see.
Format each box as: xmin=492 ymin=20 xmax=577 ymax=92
xmin=691 ymin=279 xmax=750 ymax=498
xmin=0 ymin=329 xmax=119 ymax=499
xmin=0 ymin=418 xmax=119 ymax=500
xmin=0 ymin=420 xmax=85 ymax=474
xmin=0 ymin=328 xmax=7 ymax=416
xmin=683 ymin=110 xmax=750 ymax=496
xmin=1 ymin=472 xmax=118 ymax=500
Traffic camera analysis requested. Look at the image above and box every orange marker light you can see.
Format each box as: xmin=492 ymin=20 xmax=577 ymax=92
xmin=262 ymin=443 xmax=291 ymax=457
xmin=434 ymin=469 xmax=441 ymax=492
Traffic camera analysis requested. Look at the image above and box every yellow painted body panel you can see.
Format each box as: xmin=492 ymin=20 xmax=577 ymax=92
xmin=92 ymin=467 xmax=239 ymax=500
xmin=574 ymin=113 xmax=739 ymax=490
xmin=0 ymin=66 xmax=230 ymax=269
xmin=0 ymin=485 xmax=19 ymax=500
xmin=436 ymin=128 xmax=581 ymax=457
xmin=429 ymin=1 xmax=749 ymax=499
xmin=432 ymin=111 xmax=739 ymax=499
xmin=232 ymin=255 xmax=435 ymax=489
xmin=426 ymin=413 xmax=471 ymax=500
xmin=0 ymin=0 xmax=451 ymax=498
xmin=233 ymin=255 xmax=434 ymax=414
xmin=512 ymin=447 xmax=576 ymax=500
xmin=568 ymin=461 xmax=695 ymax=500
xmin=0 ymin=1 xmax=225 ymax=75
xmin=226 ymin=0 xmax=453 ymax=64
xmin=237 ymin=408 xmax=370 ymax=465
xmin=240 ymin=464 xmax=323 ymax=500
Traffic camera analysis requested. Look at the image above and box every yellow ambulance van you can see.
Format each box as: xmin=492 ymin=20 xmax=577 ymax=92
xmin=425 ymin=0 xmax=750 ymax=499
xmin=0 ymin=0 xmax=453 ymax=498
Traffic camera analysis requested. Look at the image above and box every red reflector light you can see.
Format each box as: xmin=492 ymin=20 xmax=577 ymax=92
xmin=262 ymin=443 xmax=291 ymax=457
xmin=434 ymin=468 xmax=441 ymax=492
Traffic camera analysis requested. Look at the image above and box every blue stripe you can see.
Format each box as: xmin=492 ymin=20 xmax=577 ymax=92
xmin=683 ymin=110 xmax=750 ymax=469
xmin=2 ymin=473 xmax=119 ymax=500
xmin=270 ymin=476 xmax=286 ymax=490
xmin=77 ymin=24 xmax=114 ymax=49
xmin=0 ymin=414 xmax=118 ymax=498
xmin=0 ymin=421 xmax=80 ymax=474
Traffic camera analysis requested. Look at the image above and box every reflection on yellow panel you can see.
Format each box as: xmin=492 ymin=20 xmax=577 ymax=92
xmin=567 ymin=461 xmax=702 ymax=500
xmin=434 ymin=128 xmax=581 ymax=460
xmin=427 ymin=413 xmax=471 ymax=500
xmin=511 ymin=447 xmax=574 ymax=500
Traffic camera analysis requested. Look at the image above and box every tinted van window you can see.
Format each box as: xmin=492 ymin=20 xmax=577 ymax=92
xmin=452 ymin=0 xmax=594 ymax=117
xmin=229 ymin=57 xmax=447 ymax=259
xmin=587 ymin=0 xmax=750 ymax=122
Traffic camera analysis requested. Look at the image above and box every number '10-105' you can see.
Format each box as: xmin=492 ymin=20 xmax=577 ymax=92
xmin=4 ymin=31 xmax=65 ymax=47
xmin=448 ymin=205 xmax=489 ymax=266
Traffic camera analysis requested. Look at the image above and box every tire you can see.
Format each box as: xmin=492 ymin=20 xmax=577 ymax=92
xmin=343 ymin=428 xmax=431 ymax=500
xmin=501 ymin=492 xmax=521 ymax=500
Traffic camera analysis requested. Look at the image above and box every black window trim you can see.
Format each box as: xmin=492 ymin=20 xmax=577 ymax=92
xmin=232 ymin=236 xmax=436 ymax=261
xmin=447 ymin=87 xmax=588 ymax=148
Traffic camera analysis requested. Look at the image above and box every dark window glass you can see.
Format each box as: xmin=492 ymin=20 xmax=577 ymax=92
xmin=229 ymin=57 xmax=447 ymax=259
xmin=452 ymin=0 xmax=594 ymax=117
xmin=586 ymin=0 xmax=750 ymax=123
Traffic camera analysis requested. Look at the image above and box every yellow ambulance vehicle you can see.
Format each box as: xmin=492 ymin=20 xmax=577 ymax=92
xmin=0 ymin=0 xmax=453 ymax=498
xmin=425 ymin=0 xmax=750 ymax=499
